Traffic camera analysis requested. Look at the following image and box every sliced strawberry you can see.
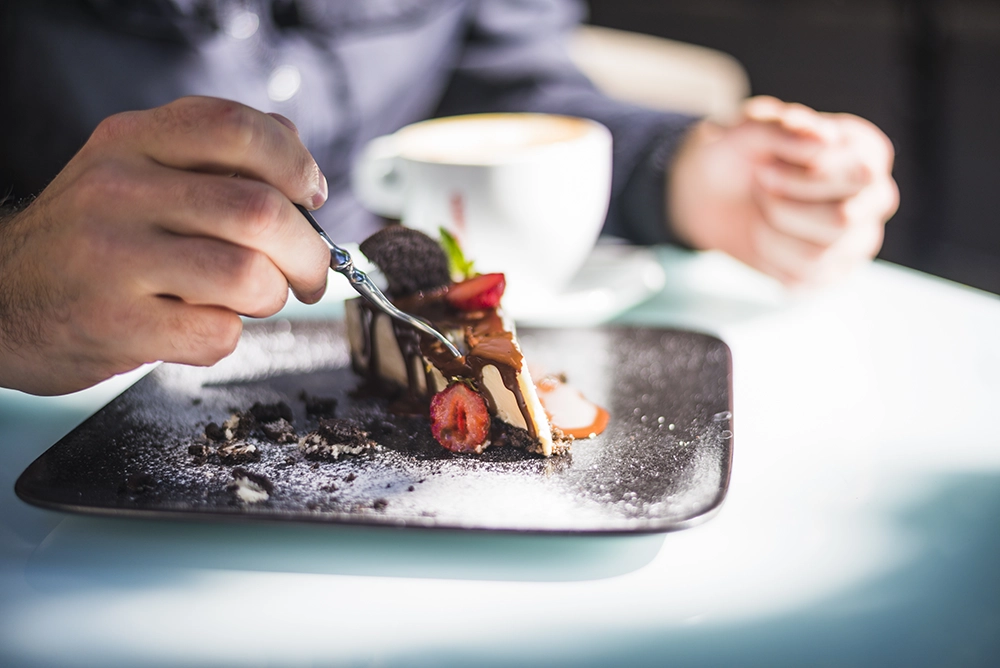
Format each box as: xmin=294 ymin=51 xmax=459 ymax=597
xmin=429 ymin=382 xmax=491 ymax=453
xmin=446 ymin=273 xmax=506 ymax=311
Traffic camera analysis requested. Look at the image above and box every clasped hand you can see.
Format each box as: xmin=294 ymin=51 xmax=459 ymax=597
xmin=669 ymin=96 xmax=899 ymax=286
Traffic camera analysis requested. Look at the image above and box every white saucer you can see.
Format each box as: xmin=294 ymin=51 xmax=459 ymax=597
xmin=503 ymin=242 xmax=666 ymax=326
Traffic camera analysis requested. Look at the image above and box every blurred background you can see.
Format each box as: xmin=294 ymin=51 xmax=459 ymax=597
xmin=580 ymin=0 xmax=1000 ymax=295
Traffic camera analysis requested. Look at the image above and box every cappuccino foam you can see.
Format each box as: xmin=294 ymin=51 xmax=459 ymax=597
xmin=396 ymin=114 xmax=594 ymax=164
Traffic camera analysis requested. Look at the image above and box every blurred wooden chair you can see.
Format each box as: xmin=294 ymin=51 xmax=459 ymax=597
xmin=568 ymin=25 xmax=750 ymax=122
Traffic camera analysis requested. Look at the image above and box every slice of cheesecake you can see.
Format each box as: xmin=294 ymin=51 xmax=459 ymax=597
xmin=343 ymin=227 xmax=557 ymax=456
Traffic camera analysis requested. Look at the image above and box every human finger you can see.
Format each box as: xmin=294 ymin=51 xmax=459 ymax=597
xmin=134 ymin=233 xmax=291 ymax=318
xmin=102 ymin=96 xmax=328 ymax=209
xmin=138 ymin=166 xmax=330 ymax=303
xmin=752 ymin=203 xmax=886 ymax=287
xmin=121 ymin=298 xmax=246 ymax=368
xmin=756 ymin=190 xmax=851 ymax=246
xmin=756 ymin=157 xmax=870 ymax=203
xmin=751 ymin=218 xmax=829 ymax=284
xmin=743 ymin=96 xmax=839 ymax=143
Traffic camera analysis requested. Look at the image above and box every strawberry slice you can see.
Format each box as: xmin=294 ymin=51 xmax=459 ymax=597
xmin=429 ymin=382 xmax=491 ymax=453
xmin=446 ymin=273 xmax=506 ymax=311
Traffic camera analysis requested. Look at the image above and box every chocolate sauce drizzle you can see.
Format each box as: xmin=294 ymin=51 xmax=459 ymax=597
xmin=349 ymin=292 xmax=538 ymax=440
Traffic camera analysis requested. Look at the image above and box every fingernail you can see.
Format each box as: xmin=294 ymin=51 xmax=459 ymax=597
xmin=310 ymin=172 xmax=328 ymax=209
xmin=269 ymin=112 xmax=299 ymax=135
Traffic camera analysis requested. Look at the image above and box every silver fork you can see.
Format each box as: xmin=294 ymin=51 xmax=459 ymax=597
xmin=295 ymin=204 xmax=461 ymax=358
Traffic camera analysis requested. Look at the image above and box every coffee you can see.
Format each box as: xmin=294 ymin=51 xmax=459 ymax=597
xmin=394 ymin=114 xmax=594 ymax=164
xmin=351 ymin=113 xmax=612 ymax=304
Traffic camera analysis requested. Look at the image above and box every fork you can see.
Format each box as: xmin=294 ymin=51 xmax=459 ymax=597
xmin=295 ymin=204 xmax=461 ymax=358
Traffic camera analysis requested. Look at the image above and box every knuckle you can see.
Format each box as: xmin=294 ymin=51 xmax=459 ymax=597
xmin=830 ymin=202 xmax=852 ymax=229
xmin=209 ymin=99 xmax=257 ymax=151
xmin=156 ymin=96 xmax=256 ymax=151
xmin=291 ymin=156 xmax=321 ymax=197
xmin=213 ymin=313 xmax=244 ymax=357
xmin=69 ymin=159 xmax=135 ymax=213
xmin=89 ymin=111 xmax=139 ymax=145
xmin=222 ymin=248 xmax=288 ymax=316
xmin=186 ymin=311 xmax=243 ymax=365
xmin=239 ymin=186 xmax=286 ymax=240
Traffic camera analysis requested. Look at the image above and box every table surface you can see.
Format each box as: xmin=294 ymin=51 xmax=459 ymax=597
xmin=2 ymin=247 xmax=999 ymax=667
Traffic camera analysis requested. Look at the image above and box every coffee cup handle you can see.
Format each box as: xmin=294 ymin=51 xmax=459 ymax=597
xmin=351 ymin=134 xmax=405 ymax=218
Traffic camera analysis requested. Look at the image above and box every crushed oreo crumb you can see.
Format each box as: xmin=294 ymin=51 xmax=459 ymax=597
xmin=260 ymin=418 xmax=297 ymax=444
xmin=188 ymin=443 xmax=210 ymax=465
xmin=249 ymin=401 xmax=294 ymax=425
xmin=220 ymin=412 xmax=253 ymax=441
xmin=358 ymin=226 xmax=450 ymax=296
xmin=217 ymin=441 xmax=260 ymax=465
xmin=121 ymin=472 xmax=156 ymax=495
xmin=300 ymin=391 xmax=338 ymax=419
xmin=228 ymin=467 xmax=273 ymax=503
xmin=373 ymin=498 xmax=389 ymax=511
xmin=204 ymin=422 xmax=226 ymax=442
xmin=299 ymin=418 xmax=378 ymax=461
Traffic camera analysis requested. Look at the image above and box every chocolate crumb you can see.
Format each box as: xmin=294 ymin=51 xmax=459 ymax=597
xmin=204 ymin=422 xmax=226 ymax=442
xmin=408 ymin=485 xmax=415 ymax=492
xmin=228 ymin=467 xmax=273 ymax=503
xmin=299 ymin=418 xmax=378 ymax=461
xmin=344 ymin=472 xmax=357 ymax=482
xmin=300 ymin=391 xmax=339 ymax=419
xmin=230 ymin=467 xmax=274 ymax=493
xmin=123 ymin=472 xmax=156 ymax=495
xmin=249 ymin=401 xmax=293 ymax=425
xmin=260 ymin=418 xmax=297 ymax=444
xmin=373 ymin=498 xmax=389 ymax=511
xmin=217 ymin=440 xmax=260 ymax=465
xmin=188 ymin=443 xmax=209 ymax=457
xmin=218 ymin=412 xmax=254 ymax=441
xmin=188 ymin=443 xmax=210 ymax=465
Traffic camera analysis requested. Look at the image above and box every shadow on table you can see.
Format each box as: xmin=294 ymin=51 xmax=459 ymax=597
xmin=25 ymin=516 xmax=665 ymax=586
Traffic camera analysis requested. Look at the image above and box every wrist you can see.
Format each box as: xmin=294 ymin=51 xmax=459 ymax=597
xmin=665 ymin=119 xmax=721 ymax=250
xmin=0 ymin=200 xmax=39 ymax=392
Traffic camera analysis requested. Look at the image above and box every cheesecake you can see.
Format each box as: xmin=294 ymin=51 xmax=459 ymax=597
xmin=344 ymin=226 xmax=558 ymax=456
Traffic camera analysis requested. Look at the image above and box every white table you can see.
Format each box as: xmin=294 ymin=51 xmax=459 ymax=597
xmin=2 ymin=248 xmax=999 ymax=667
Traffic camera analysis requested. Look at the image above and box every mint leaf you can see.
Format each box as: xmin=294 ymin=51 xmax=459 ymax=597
xmin=439 ymin=227 xmax=476 ymax=280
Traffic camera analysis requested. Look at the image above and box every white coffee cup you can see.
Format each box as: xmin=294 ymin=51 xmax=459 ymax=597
xmin=351 ymin=113 xmax=613 ymax=303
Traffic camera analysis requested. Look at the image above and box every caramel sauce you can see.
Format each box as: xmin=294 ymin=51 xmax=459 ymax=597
xmin=535 ymin=376 xmax=609 ymax=439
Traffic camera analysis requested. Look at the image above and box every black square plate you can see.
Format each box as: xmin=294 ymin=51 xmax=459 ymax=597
xmin=16 ymin=321 xmax=733 ymax=533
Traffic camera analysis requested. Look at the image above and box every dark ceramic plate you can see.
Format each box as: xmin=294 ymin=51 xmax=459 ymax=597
xmin=16 ymin=321 xmax=733 ymax=533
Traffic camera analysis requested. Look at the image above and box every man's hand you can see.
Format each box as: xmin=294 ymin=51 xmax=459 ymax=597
xmin=0 ymin=96 xmax=331 ymax=395
xmin=668 ymin=96 xmax=899 ymax=286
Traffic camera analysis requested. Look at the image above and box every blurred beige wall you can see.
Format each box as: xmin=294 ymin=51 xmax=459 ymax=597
xmin=568 ymin=25 xmax=750 ymax=121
